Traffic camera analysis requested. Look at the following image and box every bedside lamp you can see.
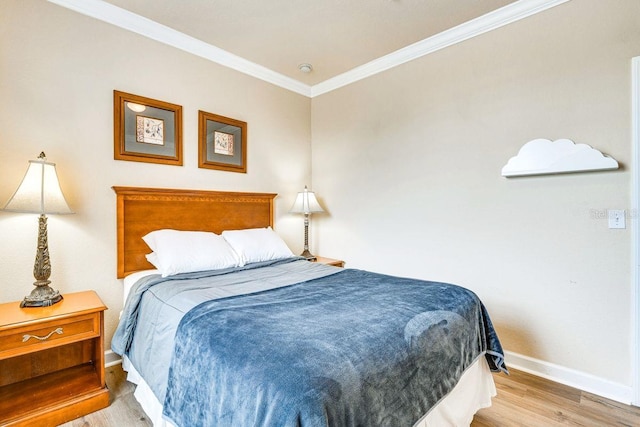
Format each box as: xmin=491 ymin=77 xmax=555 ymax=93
xmin=289 ymin=186 xmax=324 ymax=261
xmin=2 ymin=152 xmax=73 ymax=307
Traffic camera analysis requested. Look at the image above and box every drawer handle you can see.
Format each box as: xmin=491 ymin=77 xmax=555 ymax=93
xmin=22 ymin=327 xmax=63 ymax=342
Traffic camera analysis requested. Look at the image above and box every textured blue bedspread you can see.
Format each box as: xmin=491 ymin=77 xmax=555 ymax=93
xmin=163 ymin=268 xmax=506 ymax=427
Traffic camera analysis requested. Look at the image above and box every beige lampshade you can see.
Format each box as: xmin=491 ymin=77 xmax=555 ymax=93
xmin=3 ymin=154 xmax=73 ymax=215
xmin=289 ymin=186 xmax=324 ymax=214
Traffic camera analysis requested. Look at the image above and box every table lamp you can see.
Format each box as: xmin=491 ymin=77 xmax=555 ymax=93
xmin=2 ymin=152 xmax=73 ymax=307
xmin=289 ymin=186 xmax=324 ymax=261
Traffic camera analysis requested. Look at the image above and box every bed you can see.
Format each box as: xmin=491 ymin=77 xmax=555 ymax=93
xmin=111 ymin=186 xmax=506 ymax=427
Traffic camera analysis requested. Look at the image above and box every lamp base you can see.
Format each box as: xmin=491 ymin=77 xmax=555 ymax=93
xmin=21 ymin=283 xmax=63 ymax=308
xmin=300 ymin=249 xmax=317 ymax=261
xmin=20 ymin=213 xmax=64 ymax=308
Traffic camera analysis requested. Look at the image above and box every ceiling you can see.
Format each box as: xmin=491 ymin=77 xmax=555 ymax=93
xmin=101 ymin=0 xmax=515 ymax=85
xmin=50 ymin=0 xmax=569 ymax=96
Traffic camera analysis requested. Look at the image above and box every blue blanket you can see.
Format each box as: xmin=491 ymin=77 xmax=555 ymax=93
xmin=163 ymin=269 xmax=506 ymax=427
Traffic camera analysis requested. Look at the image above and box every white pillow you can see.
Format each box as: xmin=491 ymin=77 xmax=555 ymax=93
xmin=145 ymin=252 xmax=161 ymax=268
xmin=142 ymin=229 xmax=241 ymax=277
xmin=221 ymin=227 xmax=294 ymax=265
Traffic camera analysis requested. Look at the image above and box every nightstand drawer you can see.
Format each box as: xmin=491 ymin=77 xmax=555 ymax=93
xmin=0 ymin=313 xmax=100 ymax=359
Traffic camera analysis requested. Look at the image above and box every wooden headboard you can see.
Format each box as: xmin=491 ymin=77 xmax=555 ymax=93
xmin=113 ymin=186 xmax=277 ymax=278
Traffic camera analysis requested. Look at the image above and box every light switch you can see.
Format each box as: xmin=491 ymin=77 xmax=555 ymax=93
xmin=608 ymin=210 xmax=626 ymax=229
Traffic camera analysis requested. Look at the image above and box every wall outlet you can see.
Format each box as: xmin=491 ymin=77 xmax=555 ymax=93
xmin=608 ymin=209 xmax=626 ymax=229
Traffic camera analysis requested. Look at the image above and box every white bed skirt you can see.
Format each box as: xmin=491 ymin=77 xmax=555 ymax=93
xmin=122 ymin=355 xmax=496 ymax=427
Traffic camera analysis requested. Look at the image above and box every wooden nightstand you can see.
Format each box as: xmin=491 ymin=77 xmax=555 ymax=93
xmin=312 ymin=256 xmax=345 ymax=268
xmin=0 ymin=290 xmax=109 ymax=426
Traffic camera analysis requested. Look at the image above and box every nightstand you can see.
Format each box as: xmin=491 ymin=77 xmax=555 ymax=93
xmin=312 ymin=256 xmax=345 ymax=268
xmin=0 ymin=290 xmax=109 ymax=426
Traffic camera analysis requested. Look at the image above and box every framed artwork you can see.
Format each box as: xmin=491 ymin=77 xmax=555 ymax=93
xmin=114 ymin=90 xmax=183 ymax=166
xmin=198 ymin=110 xmax=247 ymax=173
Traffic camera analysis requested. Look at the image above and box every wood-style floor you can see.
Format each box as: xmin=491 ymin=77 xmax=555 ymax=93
xmin=472 ymin=369 xmax=640 ymax=426
xmin=60 ymin=364 xmax=640 ymax=426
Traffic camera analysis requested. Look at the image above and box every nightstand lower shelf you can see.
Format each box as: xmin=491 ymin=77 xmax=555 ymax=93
xmin=0 ymin=363 xmax=109 ymax=426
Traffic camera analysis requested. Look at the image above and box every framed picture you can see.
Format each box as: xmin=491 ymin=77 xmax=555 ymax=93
xmin=198 ymin=110 xmax=247 ymax=173
xmin=114 ymin=90 xmax=183 ymax=166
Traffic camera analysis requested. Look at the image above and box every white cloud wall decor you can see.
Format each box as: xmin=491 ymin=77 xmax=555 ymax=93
xmin=501 ymin=138 xmax=619 ymax=177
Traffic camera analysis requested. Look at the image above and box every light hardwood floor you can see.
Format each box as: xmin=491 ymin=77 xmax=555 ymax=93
xmin=60 ymin=364 xmax=640 ymax=426
xmin=472 ymin=369 xmax=640 ymax=426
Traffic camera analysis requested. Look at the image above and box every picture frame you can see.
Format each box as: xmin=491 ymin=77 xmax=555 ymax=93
xmin=198 ymin=110 xmax=247 ymax=173
xmin=114 ymin=90 xmax=183 ymax=166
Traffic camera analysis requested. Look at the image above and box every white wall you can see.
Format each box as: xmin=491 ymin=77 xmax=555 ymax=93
xmin=0 ymin=0 xmax=311 ymax=346
xmin=311 ymin=0 xmax=639 ymax=393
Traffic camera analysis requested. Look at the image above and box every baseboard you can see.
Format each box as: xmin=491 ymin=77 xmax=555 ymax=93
xmin=505 ymin=350 xmax=634 ymax=405
xmin=105 ymin=349 xmax=122 ymax=368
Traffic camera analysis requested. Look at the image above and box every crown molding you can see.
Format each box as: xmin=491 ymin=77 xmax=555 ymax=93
xmin=49 ymin=0 xmax=570 ymax=99
xmin=311 ymin=0 xmax=571 ymax=97
xmin=47 ymin=0 xmax=312 ymax=97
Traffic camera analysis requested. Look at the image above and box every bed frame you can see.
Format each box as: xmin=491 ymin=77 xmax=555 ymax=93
xmin=113 ymin=186 xmax=277 ymax=278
